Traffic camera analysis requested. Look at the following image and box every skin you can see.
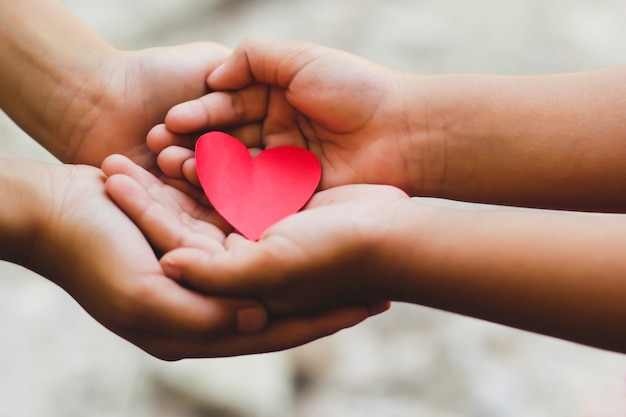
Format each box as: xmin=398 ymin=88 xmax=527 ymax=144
xmin=151 ymin=37 xmax=626 ymax=211
xmin=133 ymin=38 xmax=626 ymax=353
xmin=0 ymin=0 xmax=232 ymax=172
xmin=0 ymin=7 xmax=380 ymax=359
xmin=1 ymin=153 xmax=380 ymax=359
xmin=106 ymin=153 xmax=626 ymax=354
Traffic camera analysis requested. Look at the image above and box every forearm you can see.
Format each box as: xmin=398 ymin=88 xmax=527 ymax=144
xmin=0 ymin=154 xmax=44 ymax=265
xmin=410 ymin=67 xmax=626 ymax=211
xmin=0 ymin=0 xmax=115 ymax=160
xmin=385 ymin=200 xmax=626 ymax=352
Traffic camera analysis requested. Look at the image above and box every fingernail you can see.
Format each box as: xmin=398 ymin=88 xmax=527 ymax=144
xmin=237 ymin=306 xmax=267 ymax=333
xmin=161 ymin=258 xmax=181 ymax=280
xmin=208 ymin=63 xmax=225 ymax=84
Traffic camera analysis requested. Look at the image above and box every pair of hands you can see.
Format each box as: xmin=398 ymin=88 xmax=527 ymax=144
xmin=132 ymin=37 xmax=429 ymax=317
xmin=26 ymin=38 xmax=418 ymax=359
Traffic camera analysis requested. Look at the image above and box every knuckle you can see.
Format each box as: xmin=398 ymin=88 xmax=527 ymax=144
xmin=230 ymin=91 xmax=247 ymax=122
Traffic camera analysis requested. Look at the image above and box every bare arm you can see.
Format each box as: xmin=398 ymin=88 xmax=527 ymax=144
xmin=0 ymin=0 xmax=231 ymax=170
xmin=0 ymin=0 xmax=114 ymax=159
xmin=144 ymin=182 xmax=626 ymax=353
xmin=383 ymin=201 xmax=626 ymax=352
xmin=414 ymin=67 xmax=626 ymax=211
xmin=162 ymin=38 xmax=626 ymax=210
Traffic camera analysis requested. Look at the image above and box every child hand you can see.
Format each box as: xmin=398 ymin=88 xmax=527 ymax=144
xmin=106 ymin=152 xmax=408 ymax=316
xmin=158 ymin=183 xmax=411 ymax=316
xmin=149 ymin=37 xmax=431 ymax=195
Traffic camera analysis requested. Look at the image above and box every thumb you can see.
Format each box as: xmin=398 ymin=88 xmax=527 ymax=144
xmin=160 ymin=243 xmax=280 ymax=296
xmin=207 ymin=37 xmax=325 ymax=90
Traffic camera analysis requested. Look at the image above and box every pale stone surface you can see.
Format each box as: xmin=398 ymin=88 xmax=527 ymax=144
xmin=2 ymin=1 xmax=626 ymax=416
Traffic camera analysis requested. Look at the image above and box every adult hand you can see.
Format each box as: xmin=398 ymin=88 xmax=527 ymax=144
xmin=63 ymin=44 xmax=231 ymax=171
xmin=105 ymin=153 xmax=404 ymax=316
xmin=102 ymin=154 xmax=385 ymax=355
xmin=0 ymin=0 xmax=231 ymax=172
xmin=3 ymin=157 xmax=268 ymax=360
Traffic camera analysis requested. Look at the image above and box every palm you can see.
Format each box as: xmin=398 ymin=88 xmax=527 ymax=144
xmin=252 ymin=52 xmax=412 ymax=191
xmin=156 ymin=45 xmax=414 ymax=192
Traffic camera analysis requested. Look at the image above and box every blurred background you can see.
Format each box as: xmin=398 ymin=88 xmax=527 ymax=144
xmin=2 ymin=0 xmax=626 ymax=416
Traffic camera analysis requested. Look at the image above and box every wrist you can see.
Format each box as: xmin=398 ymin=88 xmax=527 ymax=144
xmin=354 ymin=196 xmax=434 ymax=300
xmin=367 ymin=198 xmax=437 ymax=301
xmin=0 ymin=0 xmax=117 ymax=161
xmin=400 ymin=73 xmax=458 ymax=198
xmin=0 ymin=155 xmax=50 ymax=266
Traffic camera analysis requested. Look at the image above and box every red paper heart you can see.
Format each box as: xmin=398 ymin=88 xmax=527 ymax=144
xmin=195 ymin=131 xmax=321 ymax=241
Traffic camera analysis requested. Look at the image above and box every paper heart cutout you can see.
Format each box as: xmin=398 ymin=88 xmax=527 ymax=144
xmin=195 ymin=131 xmax=321 ymax=241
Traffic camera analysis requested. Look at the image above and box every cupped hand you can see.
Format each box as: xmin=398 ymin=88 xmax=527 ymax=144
xmin=56 ymin=42 xmax=230 ymax=172
xmin=149 ymin=37 xmax=422 ymax=193
xmin=20 ymin=159 xmax=274 ymax=360
xmin=103 ymin=154 xmax=385 ymax=355
xmin=160 ymin=183 xmax=410 ymax=316
xmin=106 ymin=152 xmax=408 ymax=316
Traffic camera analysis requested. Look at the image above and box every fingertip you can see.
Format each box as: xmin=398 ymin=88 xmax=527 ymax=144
xmin=104 ymin=173 xmax=126 ymax=197
xmin=164 ymin=100 xmax=209 ymax=133
xmin=160 ymin=248 xmax=208 ymax=281
xmin=104 ymin=174 xmax=145 ymax=214
xmin=160 ymin=254 xmax=182 ymax=281
xmin=207 ymin=62 xmax=225 ymax=84
xmin=146 ymin=124 xmax=168 ymax=153
xmin=157 ymin=146 xmax=195 ymax=179
xmin=101 ymin=154 xmax=131 ymax=177
xmin=181 ymin=158 xmax=201 ymax=186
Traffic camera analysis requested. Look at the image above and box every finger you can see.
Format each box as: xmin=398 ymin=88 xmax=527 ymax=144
xmin=106 ymin=174 xmax=225 ymax=254
xmin=125 ymin=305 xmax=369 ymax=360
xmin=103 ymin=154 xmax=167 ymax=190
xmin=181 ymin=157 xmax=200 ymax=186
xmin=164 ymin=83 xmax=270 ymax=134
xmin=105 ymin=155 xmax=229 ymax=239
xmin=147 ymin=124 xmax=197 ymax=154
xmin=159 ymin=175 xmax=208 ymax=206
xmin=112 ymin=275 xmax=268 ymax=352
xmin=262 ymin=85 xmax=308 ymax=148
xmin=177 ymin=147 xmax=265 ymax=187
xmin=208 ymin=37 xmax=325 ymax=90
xmin=160 ymin=245 xmax=276 ymax=295
xmin=227 ymin=122 xmax=263 ymax=148
xmin=104 ymin=154 xmax=199 ymax=217
xmin=157 ymin=145 xmax=196 ymax=179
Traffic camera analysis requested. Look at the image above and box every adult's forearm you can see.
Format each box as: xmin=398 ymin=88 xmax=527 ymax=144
xmin=0 ymin=154 xmax=44 ymax=265
xmin=386 ymin=201 xmax=626 ymax=352
xmin=410 ymin=67 xmax=626 ymax=211
xmin=0 ymin=0 xmax=114 ymax=160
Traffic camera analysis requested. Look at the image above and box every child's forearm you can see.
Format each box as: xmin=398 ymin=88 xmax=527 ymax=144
xmin=385 ymin=200 xmax=626 ymax=352
xmin=0 ymin=0 xmax=114 ymax=159
xmin=407 ymin=67 xmax=626 ymax=211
